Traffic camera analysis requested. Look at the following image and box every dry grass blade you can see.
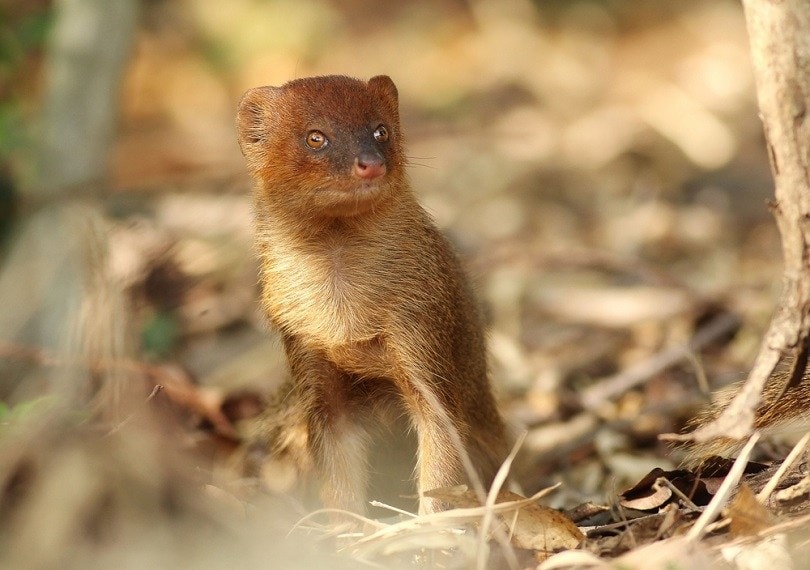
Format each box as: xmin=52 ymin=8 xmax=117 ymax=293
xmin=355 ymin=486 xmax=560 ymax=545
xmin=756 ymin=431 xmax=810 ymax=503
xmin=686 ymin=432 xmax=760 ymax=542
xmin=342 ymin=484 xmax=580 ymax=567
xmin=476 ymin=431 xmax=526 ymax=570
xmin=290 ymin=508 xmax=387 ymax=536
xmin=367 ymin=501 xmax=417 ymax=518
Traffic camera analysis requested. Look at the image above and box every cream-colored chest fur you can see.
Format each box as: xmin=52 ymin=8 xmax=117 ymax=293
xmin=259 ymin=236 xmax=393 ymax=349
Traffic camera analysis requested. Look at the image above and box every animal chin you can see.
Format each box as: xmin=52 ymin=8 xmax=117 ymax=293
xmin=318 ymin=182 xmax=387 ymax=216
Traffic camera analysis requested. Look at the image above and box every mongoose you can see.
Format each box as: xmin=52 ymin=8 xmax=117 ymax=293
xmin=235 ymin=75 xmax=508 ymax=513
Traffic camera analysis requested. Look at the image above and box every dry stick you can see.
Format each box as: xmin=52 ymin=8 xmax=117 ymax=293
xmin=580 ymin=312 xmax=740 ymax=411
xmin=473 ymin=243 xmax=690 ymax=290
xmin=107 ymin=384 xmax=164 ymax=435
xmin=0 ymin=339 xmax=237 ymax=437
xmin=686 ymin=432 xmax=760 ymax=543
xmin=367 ymin=501 xmax=417 ymax=518
xmin=756 ymin=432 xmax=810 ymax=503
xmin=582 ymin=512 xmax=672 ymax=536
xmin=614 ymin=503 xmax=637 ymax=550
xmin=691 ymin=0 xmax=810 ymax=445
xmin=655 ymin=477 xmax=702 ymax=513
xmin=685 ymin=351 xmax=711 ymax=395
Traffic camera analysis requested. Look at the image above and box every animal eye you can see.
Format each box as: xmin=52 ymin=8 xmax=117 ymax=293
xmin=373 ymin=125 xmax=389 ymax=142
xmin=306 ymin=130 xmax=328 ymax=149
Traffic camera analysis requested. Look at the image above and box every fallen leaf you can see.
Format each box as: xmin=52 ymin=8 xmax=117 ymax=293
xmin=727 ymin=483 xmax=776 ymax=538
xmin=620 ymin=482 xmax=672 ymax=511
xmin=423 ymin=486 xmax=583 ymax=554
xmin=620 ymin=467 xmax=712 ymax=510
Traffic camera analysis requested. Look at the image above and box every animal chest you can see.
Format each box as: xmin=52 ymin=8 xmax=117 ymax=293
xmin=260 ymin=242 xmax=390 ymax=347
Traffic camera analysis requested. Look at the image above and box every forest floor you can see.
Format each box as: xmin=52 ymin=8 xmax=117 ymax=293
xmin=1 ymin=1 xmax=809 ymax=568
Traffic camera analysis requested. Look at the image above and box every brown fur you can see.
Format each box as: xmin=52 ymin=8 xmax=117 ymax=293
xmin=236 ymin=75 xmax=508 ymax=513
xmin=682 ymin=370 xmax=810 ymax=466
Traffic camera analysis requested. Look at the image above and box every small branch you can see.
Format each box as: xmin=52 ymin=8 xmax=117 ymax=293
xmin=685 ymin=432 xmax=760 ymax=543
xmin=682 ymin=0 xmax=810 ymax=444
xmin=756 ymin=432 xmax=810 ymax=503
xmin=655 ymin=477 xmax=702 ymax=513
xmin=0 ymin=340 xmax=237 ymax=438
xmin=580 ymin=312 xmax=740 ymax=410
xmin=107 ymin=384 xmax=164 ymax=435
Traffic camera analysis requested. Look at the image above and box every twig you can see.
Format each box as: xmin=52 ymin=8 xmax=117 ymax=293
xmin=107 ymin=384 xmax=165 ymax=435
xmin=686 ymin=432 xmax=760 ymax=542
xmin=581 ymin=312 xmax=740 ymax=410
xmin=290 ymin=508 xmax=387 ymax=536
xmin=146 ymin=383 xmax=164 ymax=402
xmin=472 ymin=243 xmax=690 ymax=290
xmin=367 ymin=501 xmax=417 ymax=519
xmin=685 ymin=351 xmax=710 ymax=395
xmin=0 ymin=339 xmax=162 ymax=383
xmin=655 ymin=477 xmax=703 ymax=513
xmin=756 ymin=432 xmax=810 ymax=503
xmin=613 ymin=502 xmax=637 ymax=550
xmin=694 ymin=0 xmax=810 ymax=449
xmin=582 ymin=512 xmax=671 ymax=536
xmin=0 ymin=339 xmax=237 ymax=438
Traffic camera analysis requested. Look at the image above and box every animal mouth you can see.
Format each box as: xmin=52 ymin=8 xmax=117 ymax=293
xmin=318 ymin=181 xmax=388 ymax=215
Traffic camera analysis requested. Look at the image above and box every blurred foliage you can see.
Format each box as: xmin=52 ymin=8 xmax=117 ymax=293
xmin=0 ymin=1 xmax=53 ymax=232
xmin=0 ymin=166 xmax=15 ymax=254
xmin=0 ymin=394 xmax=56 ymax=430
xmin=142 ymin=310 xmax=180 ymax=359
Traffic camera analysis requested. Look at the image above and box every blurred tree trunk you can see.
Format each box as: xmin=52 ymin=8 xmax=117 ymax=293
xmin=36 ymin=0 xmax=138 ymax=197
xmin=0 ymin=0 xmax=139 ymax=407
xmin=691 ymin=0 xmax=810 ymax=442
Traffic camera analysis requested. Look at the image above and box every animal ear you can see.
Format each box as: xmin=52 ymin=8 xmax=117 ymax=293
xmin=368 ymin=75 xmax=399 ymax=118
xmin=236 ymin=86 xmax=281 ymax=155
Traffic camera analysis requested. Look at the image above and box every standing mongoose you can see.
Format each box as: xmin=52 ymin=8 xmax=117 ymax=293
xmin=235 ymin=75 xmax=508 ymax=513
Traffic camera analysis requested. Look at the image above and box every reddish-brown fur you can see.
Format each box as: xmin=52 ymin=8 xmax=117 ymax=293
xmin=236 ymin=75 xmax=508 ymax=513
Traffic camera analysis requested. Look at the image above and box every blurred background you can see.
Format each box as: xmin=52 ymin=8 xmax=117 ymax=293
xmin=0 ymin=0 xmax=785 ymax=566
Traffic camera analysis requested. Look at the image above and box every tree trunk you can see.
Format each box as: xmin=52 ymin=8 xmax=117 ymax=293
xmin=36 ymin=0 xmax=138 ymax=196
xmin=690 ymin=0 xmax=810 ymax=443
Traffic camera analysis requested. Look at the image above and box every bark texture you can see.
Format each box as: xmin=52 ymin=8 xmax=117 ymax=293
xmin=691 ymin=0 xmax=810 ymax=443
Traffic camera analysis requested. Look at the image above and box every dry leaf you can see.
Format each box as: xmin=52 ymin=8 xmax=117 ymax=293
xmin=506 ymin=492 xmax=583 ymax=553
xmin=423 ymin=486 xmax=583 ymax=554
xmin=620 ymin=483 xmax=672 ymax=511
xmin=727 ymin=483 xmax=776 ymax=538
xmin=620 ymin=467 xmax=712 ymax=510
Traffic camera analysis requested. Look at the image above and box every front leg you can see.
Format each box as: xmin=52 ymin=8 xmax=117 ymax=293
xmin=283 ymin=335 xmax=372 ymax=514
xmin=402 ymin=375 xmax=469 ymax=513
xmin=391 ymin=338 xmax=507 ymax=514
